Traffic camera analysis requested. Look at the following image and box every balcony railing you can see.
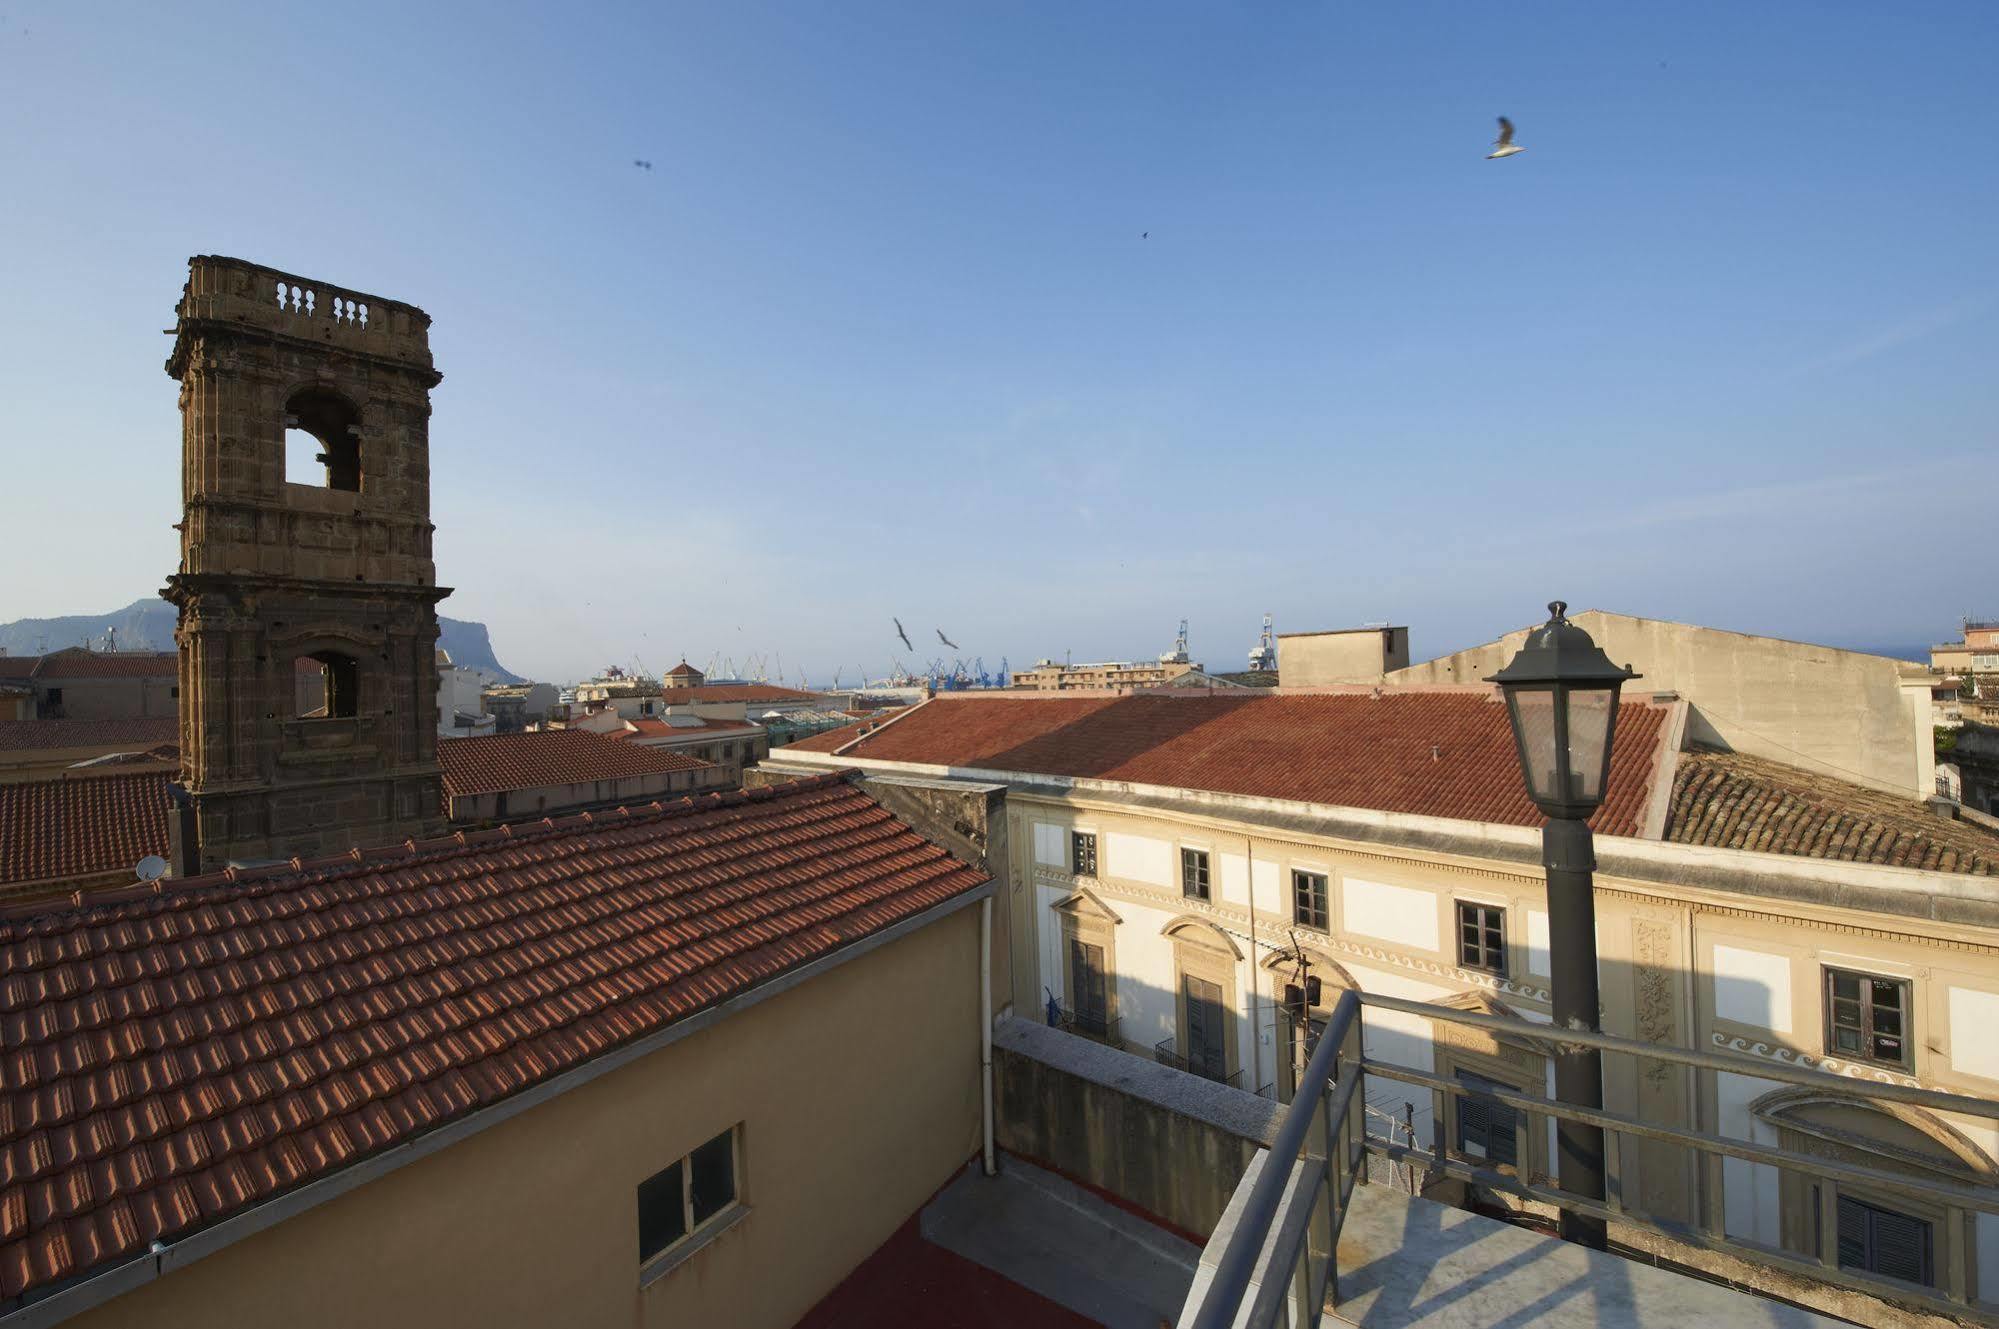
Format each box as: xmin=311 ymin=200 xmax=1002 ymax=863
xmin=1177 ymin=990 xmax=1999 ymax=1329
xmin=1155 ymin=1037 xmax=1245 ymax=1090
xmin=1053 ymin=1005 xmax=1119 ymax=1045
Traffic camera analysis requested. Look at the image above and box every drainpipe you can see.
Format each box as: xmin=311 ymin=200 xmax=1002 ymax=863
xmin=1245 ymin=834 xmax=1262 ymax=1097
xmin=981 ymin=895 xmax=996 ymax=1176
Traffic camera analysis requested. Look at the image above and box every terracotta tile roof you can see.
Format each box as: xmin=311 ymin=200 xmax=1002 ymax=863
xmin=0 ymin=659 xmax=37 ymax=680
xmin=1665 ymin=748 xmax=1999 ymax=874
xmin=658 ymin=684 xmax=820 ymax=705
xmin=0 ymin=717 xmax=179 ymax=753
xmin=0 ymin=773 xmax=987 ymax=1303
xmin=24 ymin=650 xmax=178 ymax=680
xmin=0 ymin=772 xmax=173 ymax=893
xmin=790 ymin=692 xmax=1668 ymax=837
xmin=435 ymin=729 xmax=712 ymax=798
xmin=613 ymin=717 xmax=761 ymax=740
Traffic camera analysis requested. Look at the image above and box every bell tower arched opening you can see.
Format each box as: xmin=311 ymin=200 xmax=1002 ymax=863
xmin=284 ymin=386 xmax=362 ymax=490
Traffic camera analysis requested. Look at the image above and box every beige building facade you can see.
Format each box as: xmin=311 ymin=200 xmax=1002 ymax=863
xmin=1390 ymin=610 xmax=1937 ymax=799
xmin=761 ymin=739 xmax=1999 ymax=1313
xmin=1275 ymin=625 xmax=1410 ymax=685
xmin=1011 ymin=659 xmax=1200 ymax=691
xmin=51 ymin=900 xmax=986 ymax=1329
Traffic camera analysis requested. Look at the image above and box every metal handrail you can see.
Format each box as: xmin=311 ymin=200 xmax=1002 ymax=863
xmin=1178 ymin=989 xmax=1999 ymax=1329
xmin=1187 ymin=987 xmax=1360 ymax=1329
xmin=1359 ymin=990 xmax=1999 ymax=1120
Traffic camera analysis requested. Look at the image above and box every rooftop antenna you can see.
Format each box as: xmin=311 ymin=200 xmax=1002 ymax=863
xmin=1249 ymin=612 xmax=1276 ymax=672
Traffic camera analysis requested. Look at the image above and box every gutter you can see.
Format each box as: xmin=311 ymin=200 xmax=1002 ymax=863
xmin=2 ymin=880 xmax=993 ymax=1329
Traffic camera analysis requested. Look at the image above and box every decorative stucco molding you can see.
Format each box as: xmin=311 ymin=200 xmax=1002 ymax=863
xmin=1709 ymin=1032 xmax=1921 ymax=1088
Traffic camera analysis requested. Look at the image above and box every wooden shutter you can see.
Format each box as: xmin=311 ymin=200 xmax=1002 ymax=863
xmin=1455 ymin=1070 xmax=1520 ymax=1168
xmin=1185 ymin=976 xmax=1225 ymax=1079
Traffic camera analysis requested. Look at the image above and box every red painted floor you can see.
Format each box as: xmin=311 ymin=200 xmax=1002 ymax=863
xmin=793 ymin=1213 xmax=1105 ymax=1329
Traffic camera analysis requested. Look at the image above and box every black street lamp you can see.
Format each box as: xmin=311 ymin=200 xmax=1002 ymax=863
xmin=1487 ymin=602 xmax=1637 ymax=1251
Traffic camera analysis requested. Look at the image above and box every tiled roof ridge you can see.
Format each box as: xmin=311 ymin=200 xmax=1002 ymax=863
xmin=0 ymin=772 xmax=988 ymax=1299
xmin=0 ymin=771 xmax=859 ymax=929
xmin=1666 ymin=748 xmax=1998 ymax=875
xmin=0 ymin=792 xmax=956 ymax=1143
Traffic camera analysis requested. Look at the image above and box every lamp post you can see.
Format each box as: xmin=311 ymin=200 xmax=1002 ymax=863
xmin=1487 ymin=602 xmax=1637 ymax=1251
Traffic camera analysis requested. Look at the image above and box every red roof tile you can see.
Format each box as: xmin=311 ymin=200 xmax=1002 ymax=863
xmin=0 ymin=773 xmax=173 ymax=893
xmin=0 ymin=774 xmax=987 ymax=1302
xmin=0 ymin=659 xmax=37 ymax=680
xmin=658 ymin=684 xmax=820 ymax=705
xmin=0 ymin=717 xmax=179 ymax=753
xmin=1666 ymin=748 xmax=1999 ymax=874
xmin=24 ymin=650 xmax=178 ymax=680
xmin=790 ymin=691 xmax=1668 ymax=837
xmin=613 ymin=717 xmax=762 ymax=740
xmin=436 ymin=729 xmax=712 ymax=798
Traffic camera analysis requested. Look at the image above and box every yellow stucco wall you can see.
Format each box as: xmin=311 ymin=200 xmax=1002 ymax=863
xmin=65 ymin=904 xmax=984 ymax=1329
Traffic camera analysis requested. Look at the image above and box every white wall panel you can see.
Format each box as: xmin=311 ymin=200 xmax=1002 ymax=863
xmin=1219 ymin=852 xmax=1250 ymax=907
xmin=1117 ymin=900 xmax=1185 ymax=1050
xmin=1251 ymin=859 xmax=1282 ymax=915
xmin=1107 ymin=832 xmax=1173 ymax=888
xmin=1527 ymin=910 xmax=1550 ymax=976
xmin=1950 ymin=987 xmax=1999 ymax=1081
xmin=1715 ymin=1071 xmax=1782 ymax=1246
xmin=1712 ymin=945 xmax=1793 ymax=1034
xmin=1341 ymin=877 xmax=1439 ymax=952
xmin=1033 ymin=821 xmax=1067 ymax=868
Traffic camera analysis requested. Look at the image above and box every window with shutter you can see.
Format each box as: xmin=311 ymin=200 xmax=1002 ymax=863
xmin=1455 ymin=1069 xmax=1520 ymax=1168
xmin=1184 ymin=975 xmax=1226 ymax=1080
xmin=1836 ymin=1194 xmax=1933 ymax=1286
xmin=1068 ymin=938 xmax=1108 ymax=1035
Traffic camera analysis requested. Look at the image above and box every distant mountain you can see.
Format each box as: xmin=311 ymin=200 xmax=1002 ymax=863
xmin=0 ymin=598 xmax=524 ymax=684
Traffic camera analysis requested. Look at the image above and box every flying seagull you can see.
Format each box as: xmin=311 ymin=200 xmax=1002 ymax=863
xmin=1486 ymin=117 xmax=1522 ymax=160
xmin=634 ymin=159 xmax=654 ymax=171
xmin=937 ymin=628 xmax=959 ymax=650
xmin=893 ymin=617 xmax=913 ymax=651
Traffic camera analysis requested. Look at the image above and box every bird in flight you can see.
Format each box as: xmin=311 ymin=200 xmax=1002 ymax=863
xmin=937 ymin=628 xmax=960 ymax=650
xmin=1486 ymin=117 xmax=1523 ymax=160
xmin=633 ymin=159 xmax=654 ymax=171
xmin=894 ymin=618 xmax=913 ymax=651
xmin=1142 ymin=232 xmax=1148 ymax=239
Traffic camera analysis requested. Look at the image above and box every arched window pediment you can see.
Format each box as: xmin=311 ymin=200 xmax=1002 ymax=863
xmin=1161 ymin=914 xmax=1243 ymax=960
xmin=1749 ymin=1086 xmax=1996 ymax=1181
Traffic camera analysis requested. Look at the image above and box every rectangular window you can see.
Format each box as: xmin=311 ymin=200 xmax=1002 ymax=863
xmin=1071 ymin=831 xmax=1098 ymax=876
xmin=1454 ymin=1070 xmax=1520 ymax=1168
xmin=637 ymin=1126 xmax=739 ymax=1266
xmin=1824 ymin=968 xmax=1912 ymax=1069
xmin=1068 ymin=937 xmax=1108 ymax=1035
xmin=1184 ymin=975 xmax=1227 ymax=1081
xmin=1457 ymin=902 xmax=1506 ymax=976
xmin=1181 ymin=848 xmax=1210 ymax=901
xmin=1836 ymin=1193 xmax=1933 ymax=1287
xmin=1293 ymin=871 xmax=1329 ymax=930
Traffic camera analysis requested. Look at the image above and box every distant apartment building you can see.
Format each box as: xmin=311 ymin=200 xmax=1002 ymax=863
xmin=437 ymin=648 xmax=495 ymax=737
xmin=1012 ymin=658 xmax=1201 ymax=691
xmin=435 ymin=728 xmax=729 ymax=821
xmin=0 ymin=648 xmax=177 ymax=721
xmin=599 ymin=713 xmax=771 ymax=785
xmin=764 ymin=688 xmax=1999 ymax=1314
xmin=482 ymin=681 xmax=558 ymax=733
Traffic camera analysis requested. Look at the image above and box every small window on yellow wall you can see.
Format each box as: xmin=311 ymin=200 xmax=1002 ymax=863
xmin=638 ymin=1125 xmax=740 ymax=1266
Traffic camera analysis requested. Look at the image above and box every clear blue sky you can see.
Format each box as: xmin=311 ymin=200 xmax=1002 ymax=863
xmin=3 ymin=2 xmax=1993 ymax=683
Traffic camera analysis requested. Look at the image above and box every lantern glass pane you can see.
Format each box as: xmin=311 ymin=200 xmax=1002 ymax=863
xmin=1567 ymin=687 xmax=1615 ymax=803
xmin=1509 ymin=686 xmax=1561 ymax=805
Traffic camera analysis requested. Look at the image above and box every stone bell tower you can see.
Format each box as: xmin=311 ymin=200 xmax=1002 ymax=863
xmin=163 ymin=256 xmax=449 ymax=872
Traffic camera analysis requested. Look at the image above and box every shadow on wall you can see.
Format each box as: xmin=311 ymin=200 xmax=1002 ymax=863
xmin=1012 ymin=949 xmax=1995 ymax=1318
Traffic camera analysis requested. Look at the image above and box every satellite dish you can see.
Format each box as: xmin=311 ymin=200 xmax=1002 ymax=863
xmin=134 ymin=855 xmax=169 ymax=884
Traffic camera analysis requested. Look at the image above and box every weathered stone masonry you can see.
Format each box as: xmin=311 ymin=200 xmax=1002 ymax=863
xmin=163 ymin=256 xmax=449 ymax=869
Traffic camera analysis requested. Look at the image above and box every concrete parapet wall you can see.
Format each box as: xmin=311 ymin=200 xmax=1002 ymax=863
xmin=992 ymin=1016 xmax=1276 ymax=1239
